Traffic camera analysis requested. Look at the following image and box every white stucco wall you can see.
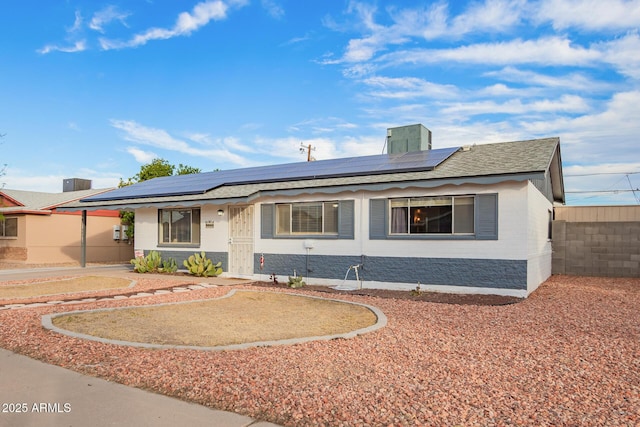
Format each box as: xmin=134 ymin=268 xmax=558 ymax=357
xmin=254 ymin=181 xmax=530 ymax=261
xmin=526 ymin=181 xmax=554 ymax=293
xmin=134 ymin=205 xmax=230 ymax=255
xmin=254 ymin=191 xmax=364 ymax=257
xmin=135 ymin=181 xmax=533 ymax=262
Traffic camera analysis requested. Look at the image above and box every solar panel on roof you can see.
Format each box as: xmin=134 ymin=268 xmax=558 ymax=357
xmin=82 ymin=146 xmax=460 ymax=202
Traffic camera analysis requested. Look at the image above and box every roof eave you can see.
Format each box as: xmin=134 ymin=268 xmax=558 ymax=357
xmin=57 ymin=171 xmax=546 ymax=210
xmin=0 ymin=209 xmax=52 ymax=215
xmin=0 ymin=192 xmax=25 ymax=207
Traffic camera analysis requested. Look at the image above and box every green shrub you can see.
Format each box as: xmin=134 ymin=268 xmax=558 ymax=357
xmin=183 ymin=251 xmax=222 ymax=277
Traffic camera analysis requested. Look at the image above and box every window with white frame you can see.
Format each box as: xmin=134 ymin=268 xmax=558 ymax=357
xmin=0 ymin=217 xmax=17 ymax=237
xmin=276 ymin=201 xmax=339 ymax=235
xmin=389 ymin=196 xmax=475 ymax=235
xmin=158 ymin=208 xmax=200 ymax=244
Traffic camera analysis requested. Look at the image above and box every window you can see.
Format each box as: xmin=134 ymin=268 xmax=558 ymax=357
xmin=158 ymin=208 xmax=200 ymax=245
xmin=262 ymin=200 xmax=354 ymax=239
xmin=276 ymin=202 xmax=339 ymax=235
xmin=0 ymin=217 xmax=17 ymax=237
xmin=389 ymin=196 xmax=475 ymax=235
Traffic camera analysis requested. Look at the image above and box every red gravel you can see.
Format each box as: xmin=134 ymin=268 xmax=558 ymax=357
xmin=1 ymin=275 xmax=638 ymax=426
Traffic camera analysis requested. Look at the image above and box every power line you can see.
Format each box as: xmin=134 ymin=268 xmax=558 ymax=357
xmin=565 ymin=189 xmax=639 ymax=194
xmin=626 ymin=174 xmax=640 ymax=203
xmin=564 ymin=171 xmax=640 ymax=177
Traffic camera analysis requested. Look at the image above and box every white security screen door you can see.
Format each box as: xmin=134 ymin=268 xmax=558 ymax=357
xmin=228 ymin=205 xmax=254 ymax=277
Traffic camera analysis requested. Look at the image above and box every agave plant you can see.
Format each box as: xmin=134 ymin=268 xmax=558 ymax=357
xmin=183 ymin=251 xmax=222 ymax=277
xmin=287 ymin=275 xmax=305 ymax=288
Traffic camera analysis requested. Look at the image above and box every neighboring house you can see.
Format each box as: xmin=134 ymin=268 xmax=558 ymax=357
xmin=0 ymin=179 xmax=134 ymax=265
xmin=60 ymin=125 xmax=565 ymax=297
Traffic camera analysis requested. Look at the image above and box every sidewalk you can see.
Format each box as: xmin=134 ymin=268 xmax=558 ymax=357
xmin=0 ymin=349 xmax=280 ymax=427
xmin=0 ymin=266 xmax=281 ymax=427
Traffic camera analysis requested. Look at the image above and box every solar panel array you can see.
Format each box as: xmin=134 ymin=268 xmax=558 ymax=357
xmin=83 ymin=146 xmax=460 ymax=202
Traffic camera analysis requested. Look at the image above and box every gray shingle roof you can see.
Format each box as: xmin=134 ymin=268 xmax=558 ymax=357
xmin=58 ymin=137 xmax=562 ymax=211
xmin=0 ymin=188 xmax=114 ymax=213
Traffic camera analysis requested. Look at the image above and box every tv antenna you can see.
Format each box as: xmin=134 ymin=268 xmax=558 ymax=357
xmin=300 ymin=142 xmax=316 ymax=161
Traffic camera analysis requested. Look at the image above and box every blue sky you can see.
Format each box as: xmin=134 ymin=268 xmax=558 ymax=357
xmin=1 ymin=0 xmax=639 ymax=205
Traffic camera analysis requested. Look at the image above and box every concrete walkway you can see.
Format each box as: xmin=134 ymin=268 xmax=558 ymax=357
xmin=0 ymin=265 xmax=281 ymax=427
xmin=0 ymin=349 xmax=279 ymax=427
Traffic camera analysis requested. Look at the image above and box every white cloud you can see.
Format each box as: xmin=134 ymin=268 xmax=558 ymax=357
xmin=37 ymin=40 xmax=87 ymax=54
xmin=68 ymin=10 xmax=83 ymax=33
xmin=415 ymin=2 xmax=449 ymax=40
xmin=100 ymin=0 xmax=247 ymax=50
xmin=183 ymin=132 xmax=213 ymax=145
xmin=110 ymin=119 xmax=252 ymax=167
xmin=126 ymin=147 xmax=157 ymax=163
xmin=536 ymin=0 xmax=640 ymax=31
xmin=440 ymin=94 xmax=590 ymax=116
xmin=450 ymin=0 xmax=526 ymax=36
xmin=89 ymin=5 xmax=131 ymax=33
xmin=282 ymin=33 xmax=312 ymax=46
xmin=327 ymin=1 xmax=529 ymax=65
xmin=476 ymin=83 xmax=534 ymax=97
xmin=484 ymin=66 xmax=611 ymax=91
xmin=287 ymin=117 xmax=359 ymax=135
xmin=328 ymin=1 xmax=640 ymax=83
xmin=343 ymin=37 xmax=381 ymax=63
xmin=1 ymin=170 xmax=65 ymax=192
xmin=379 ymin=37 xmax=601 ymax=67
xmin=327 ymin=2 xmax=408 ymax=64
xmin=597 ymin=32 xmax=640 ymax=79
xmin=515 ymin=90 xmax=640 ymax=167
xmin=362 ymin=76 xmax=460 ymax=99
xmin=1 ymin=168 xmax=121 ymax=193
xmin=261 ymin=0 xmax=284 ymax=19
xmin=253 ymin=134 xmax=381 ymax=163
xmin=38 ymin=10 xmax=86 ymax=54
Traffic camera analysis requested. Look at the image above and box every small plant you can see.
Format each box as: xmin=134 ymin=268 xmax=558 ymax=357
xmin=130 ymin=250 xmax=162 ymax=273
xmin=410 ymin=282 xmax=422 ymax=296
xmin=270 ymin=273 xmax=279 ymax=285
xmin=183 ymin=251 xmax=223 ymax=277
xmin=160 ymin=257 xmax=178 ymax=273
xmin=287 ymin=275 xmax=306 ymax=288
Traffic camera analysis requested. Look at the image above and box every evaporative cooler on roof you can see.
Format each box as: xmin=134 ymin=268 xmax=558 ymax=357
xmin=63 ymin=178 xmax=92 ymax=192
xmin=387 ymin=124 xmax=432 ymax=154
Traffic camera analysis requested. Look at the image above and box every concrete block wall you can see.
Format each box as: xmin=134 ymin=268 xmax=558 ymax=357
xmin=552 ymin=220 xmax=640 ymax=277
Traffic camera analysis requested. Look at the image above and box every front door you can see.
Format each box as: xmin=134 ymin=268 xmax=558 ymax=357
xmin=228 ymin=205 xmax=254 ymax=277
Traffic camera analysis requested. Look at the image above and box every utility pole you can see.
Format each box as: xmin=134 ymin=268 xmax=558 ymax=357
xmin=299 ymin=142 xmax=316 ymax=161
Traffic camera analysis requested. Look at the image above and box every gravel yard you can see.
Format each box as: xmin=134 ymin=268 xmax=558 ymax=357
xmin=0 ymin=274 xmax=638 ymax=426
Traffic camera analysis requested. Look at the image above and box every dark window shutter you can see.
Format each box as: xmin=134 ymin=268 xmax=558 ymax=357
xmin=476 ymin=194 xmax=498 ymax=240
xmin=261 ymin=204 xmax=274 ymax=239
xmin=338 ymin=200 xmax=354 ymax=239
xmin=369 ymin=199 xmax=387 ymax=239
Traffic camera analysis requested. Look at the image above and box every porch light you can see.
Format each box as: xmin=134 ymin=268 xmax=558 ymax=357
xmin=217 ymin=209 xmax=225 ymax=216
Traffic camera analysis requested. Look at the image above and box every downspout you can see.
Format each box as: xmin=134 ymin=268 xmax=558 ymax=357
xmin=80 ymin=210 xmax=87 ymax=268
